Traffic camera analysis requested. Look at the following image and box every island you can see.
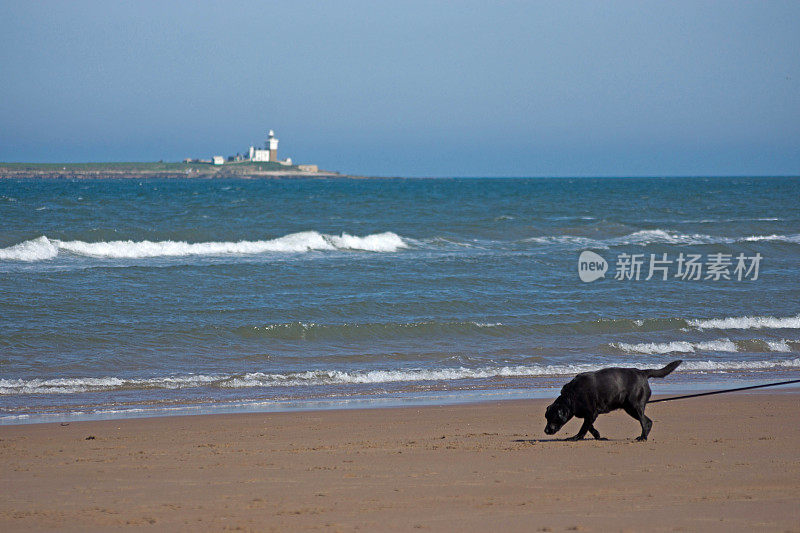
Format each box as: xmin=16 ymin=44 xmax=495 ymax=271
xmin=0 ymin=129 xmax=346 ymax=179
xmin=0 ymin=161 xmax=343 ymax=179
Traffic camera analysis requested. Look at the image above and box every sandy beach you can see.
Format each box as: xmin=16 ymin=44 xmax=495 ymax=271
xmin=1 ymin=392 xmax=798 ymax=532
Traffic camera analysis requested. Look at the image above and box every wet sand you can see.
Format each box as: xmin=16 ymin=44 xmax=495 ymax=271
xmin=1 ymin=393 xmax=798 ymax=531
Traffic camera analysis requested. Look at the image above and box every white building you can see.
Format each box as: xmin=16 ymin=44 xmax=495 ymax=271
xmin=212 ymin=156 xmax=224 ymax=165
xmin=248 ymin=130 xmax=279 ymax=162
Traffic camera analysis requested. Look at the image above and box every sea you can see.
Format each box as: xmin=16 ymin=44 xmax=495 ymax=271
xmin=1 ymin=176 xmax=799 ymax=424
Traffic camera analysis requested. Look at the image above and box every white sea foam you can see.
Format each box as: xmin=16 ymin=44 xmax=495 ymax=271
xmin=523 ymin=230 xmax=800 ymax=248
xmin=688 ymin=315 xmax=800 ymax=330
xmin=523 ymin=235 xmax=605 ymax=248
xmin=612 ymin=229 xmax=715 ymax=246
xmin=611 ymin=230 xmax=800 ymax=246
xmin=0 ymin=231 xmax=408 ymax=261
xmin=327 ymin=232 xmax=407 ymax=252
xmin=522 ymin=230 xmax=710 ymax=248
xmin=679 ymin=358 xmax=800 ymax=371
xmin=766 ymin=340 xmax=793 ymax=352
xmin=221 ymin=367 xmax=543 ymax=388
xmin=0 ymin=374 xmax=224 ymax=395
xmin=613 ymin=336 xmax=799 ymax=354
xmin=616 ymin=230 xmax=800 ymax=245
xmin=3 ymin=229 xmax=796 ymax=262
xmin=612 ymin=339 xmax=739 ymax=354
xmin=0 ymin=367 xmax=564 ymax=394
xmin=740 ymin=233 xmax=800 ymax=243
xmin=4 ymin=358 xmax=800 ymax=395
xmin=676 ymin=217 xmax=784 ymax=223
xmin=0 ymin=236 xmax=59 ymax=261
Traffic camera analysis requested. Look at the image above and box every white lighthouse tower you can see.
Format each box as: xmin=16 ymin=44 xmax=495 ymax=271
xmin=247 ymin=130 xmax=279 ymax=162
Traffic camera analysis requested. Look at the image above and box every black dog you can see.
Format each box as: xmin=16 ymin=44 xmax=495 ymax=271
xmin=544 ymin=360 xmax=681 ymax=441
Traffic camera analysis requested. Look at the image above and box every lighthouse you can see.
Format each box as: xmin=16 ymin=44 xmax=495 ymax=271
xmin=267 ymin=130 xmax=278 ymax=161
xmin=247 ymin=130 xmax=279 ymax=162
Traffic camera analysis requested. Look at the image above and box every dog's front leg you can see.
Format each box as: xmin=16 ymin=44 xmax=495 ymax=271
xmin=587 ymin=424 xmax=606 ymax=440
xmin=565 ymin=418 xmax=593 ymax=441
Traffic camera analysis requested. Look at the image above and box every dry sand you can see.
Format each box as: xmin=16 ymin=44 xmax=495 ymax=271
xmin=1 ymin=393 xmax=798 ymax=532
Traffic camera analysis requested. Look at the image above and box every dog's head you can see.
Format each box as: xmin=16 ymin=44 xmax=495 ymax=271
xmin=544 ymin=398 xmax=573 ymax=435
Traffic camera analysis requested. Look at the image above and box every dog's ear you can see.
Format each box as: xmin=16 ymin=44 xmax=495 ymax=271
xmin=558 ymin=405 xmax=571 ymax=421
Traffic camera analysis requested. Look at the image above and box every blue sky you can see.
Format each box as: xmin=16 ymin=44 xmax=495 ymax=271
xmin=1 ymin=1 xmax=798 ymax=176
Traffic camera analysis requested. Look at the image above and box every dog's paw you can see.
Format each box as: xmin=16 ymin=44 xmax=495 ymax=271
xmin=565 ymin=435 xmax=584 ymax=441
xmin=635 ymin=436 xmax=648 ymax=442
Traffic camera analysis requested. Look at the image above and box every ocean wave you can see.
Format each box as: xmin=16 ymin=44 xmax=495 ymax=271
xmin=3 ymin=358 xmax=800 ymax=395
xmin=0 ymin=236 xmax=60 ymax=261
xmin=521 ymin=230 xmax=700 ymax=249
xmin=0 ymin=374 xmax=223 ymax=395
xmin=234 ymin=316 xmax=800 ymax=341
xmin=0 ymin=367 xmax=561 ymax=394
xmin=610 ymin=338 xmax=800 ymax=355
xmin=0 ymin=231 xmax=408 ymax=261
xmin=235 ymin=320 xmax=507 ymax=340
xmin=740 ymin=234 xmax=800 ymax=243
xmin=766 ymin=340 xmax=793 ymax=352
xmin=611 ymin=229 xmax=715 ymax=246
xmin=611 ymin=230 xmax=800 ymax=246
xmin=671 ymin=217 xmax=786 ymax=223
xmin=3 ymin=229 xmax=797 ymax=262
xmin=523 ymin=235 xmax=604 ymax=248
xmin=687 ymin=315 xmax=800 ymax=330
xmin=611 ymin=339 xmax=739 ymax=354
xmin=521 ymin=230 xmax=800 ymax=249
xmin=222 ymin=366 xmax=548 ymax=389
xmin=679 ymin=358 xmax=800 ymax=371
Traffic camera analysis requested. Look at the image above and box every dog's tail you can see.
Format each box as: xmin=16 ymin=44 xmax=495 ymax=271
xmin=644 ymin=360 xmax=682 ymax=379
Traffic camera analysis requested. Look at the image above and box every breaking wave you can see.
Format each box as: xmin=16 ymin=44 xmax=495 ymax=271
xmin=766 ymin=340 xmax=793 ymax=352
xmin=2 ymin=229 xmax=797 ymax=262
xmin=740 ymin=234 xmax=800 ymax=243
xmin=679 ymin=358 xmax=800 ymax=371
xmin=612 ymin=339 xmax=738 ymax=354
xmin=0 ymin=231 xmax=408 ymax=261
xmin=610 ymin=338 xmax=799 ymax=354
xmin=522 ymin=230 xmax=800 ymax=249
xmin=687 ymin=315 xmax=800 ymax=330
xmin=0 ymin=237 xmax=59 ymax=261
xmin=3 ymin=358 xmax=799 ymax=395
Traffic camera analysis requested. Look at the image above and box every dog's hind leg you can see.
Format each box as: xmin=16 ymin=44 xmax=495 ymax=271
xmin=623 ymin=404 xmax=652 ymax=441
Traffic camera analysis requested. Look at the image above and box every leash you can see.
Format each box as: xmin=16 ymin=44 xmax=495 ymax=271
xmin=648 ymin=378 xmax=800 ymax=403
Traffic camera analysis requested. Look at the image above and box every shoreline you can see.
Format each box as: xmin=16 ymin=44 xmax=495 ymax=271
xmin=3 ymin=378 xmax=800 ymax=427
xmin=3 ymin=170 xmax=799 ymax=180
xmin=0 ymin=168 xmax=347 ymax=179
xmin=2 ymin=392 xmax=798 ymax=531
